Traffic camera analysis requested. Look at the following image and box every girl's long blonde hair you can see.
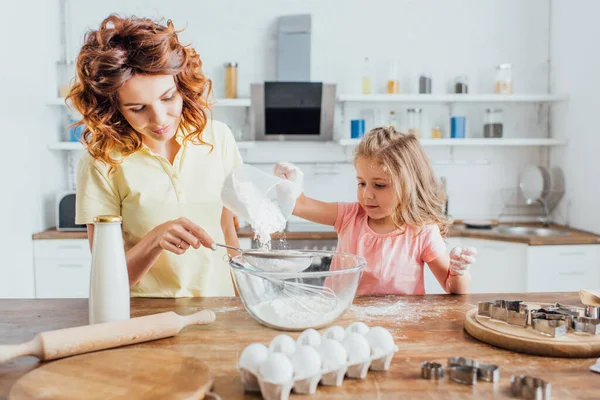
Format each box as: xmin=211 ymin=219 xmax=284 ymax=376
xmin=355 ymin=126 xmax=451 ymax=236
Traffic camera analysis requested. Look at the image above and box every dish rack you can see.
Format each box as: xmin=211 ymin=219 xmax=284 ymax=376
xmin=497 ymin=187 xmax=565 ymax=223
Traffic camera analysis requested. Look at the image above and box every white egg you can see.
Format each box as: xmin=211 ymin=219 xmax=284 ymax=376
xmin=296 ymin=328 xmax=322 ymax=347
xmin=323 ymin=325 xmax=345 ymax=341
xmin=268 ymin=334 xmax=296 ymax=356
xmin=238 ymin=343 xmax=269 ymax=374
xmin=342 ymin=332 xmax=371 ymax=363
xmin=345 ymin=321 xmax=370 ymax=335
xmin=258 ymin=353 xmax=294 ymax=384
xmin=290 ymin=345 xmax=322 ymax=379
xmin=318 ymin=338 xmax=348 ymax=370
xmin=364 ymin=326 xmax=395 ymax=357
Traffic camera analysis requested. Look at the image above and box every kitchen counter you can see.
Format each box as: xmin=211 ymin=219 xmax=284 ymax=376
xmin=1 ymin=294 xmax=598 ymax=399
xmin=33 ymin=223 xmax=600 ymax=245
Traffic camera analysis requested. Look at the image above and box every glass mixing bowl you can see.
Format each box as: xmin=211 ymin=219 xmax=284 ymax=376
xmin=230 ymin=250 xmax=365 ymax=331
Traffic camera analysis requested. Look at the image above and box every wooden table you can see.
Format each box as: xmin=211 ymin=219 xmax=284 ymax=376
xmin=1 ymin=294 xmax=598 ymax=399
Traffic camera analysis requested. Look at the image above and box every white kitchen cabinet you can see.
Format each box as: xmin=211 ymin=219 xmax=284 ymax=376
xmin=526 ymin=245 xmax=600 ymax=292
xmin=467 ymin=238 xmax=528 ymax=294
xmin=33 ymin=239 xmax=91 ymax=298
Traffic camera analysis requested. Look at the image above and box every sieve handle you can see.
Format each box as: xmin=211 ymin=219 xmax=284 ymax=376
xmin=213 ymin=243 xmax=243 ymax=253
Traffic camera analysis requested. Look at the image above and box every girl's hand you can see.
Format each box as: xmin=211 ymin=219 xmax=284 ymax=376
xmin=449 ymin=247 xmax=477 ymax=276
xmin=274 ymin=161 xmax=304 ymax=199
xmin=150 ymin=217 xmax=216 ymax=255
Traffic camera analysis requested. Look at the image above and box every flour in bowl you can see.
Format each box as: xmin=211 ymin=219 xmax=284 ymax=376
xmin=249 ymin=296 xmax=350 ymax=330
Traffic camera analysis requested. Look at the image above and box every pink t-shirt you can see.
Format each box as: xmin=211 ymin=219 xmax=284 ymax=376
xmin=334 ymin=202 xmax=447 ymax=296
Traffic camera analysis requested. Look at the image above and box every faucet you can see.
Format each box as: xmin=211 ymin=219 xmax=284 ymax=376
xmin=536 ymin=198 xmax=550 ymax=227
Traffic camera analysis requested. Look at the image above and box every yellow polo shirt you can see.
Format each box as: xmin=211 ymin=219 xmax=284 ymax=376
xmin=76 ymin=120 xmax=242 ymax=297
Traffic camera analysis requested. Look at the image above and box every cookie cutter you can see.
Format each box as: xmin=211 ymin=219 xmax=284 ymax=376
xmin=573 ymin=316 xmax=600 ymax=335
xmin=449 ymin=365 xmax=478 ymax=385
xmin=510 ymin=375 xmax=551 ymax=400
xmin=478 ymin=301 xmax=492 ymax=317
xmin=447 ymin=357 xmax=499 ymax=383
xmin=585 ymin=305 xmax=600 ymax=319
xmin=530 ymin=309 xmax=568 ymax=338
xmin=491 ymin=300 xmax=508 ymax=322
xmin=477 ymin=362 xmax=500 ymax=383
xmin=420 ymin=361 xmax=444 ymax=380
xmin=506 ymin=301 xmax=528 ymax=328
xmin=480 ymin=300 xmax=528 ymax=327
xmin=448 ymin=356 xmax=478 ymax=369
xmin=550 ymin=303 xmax=583 ymax=329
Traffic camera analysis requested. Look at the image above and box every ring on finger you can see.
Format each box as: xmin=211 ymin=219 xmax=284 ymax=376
xmin=177 ymin=238 xmax=183 ymax=249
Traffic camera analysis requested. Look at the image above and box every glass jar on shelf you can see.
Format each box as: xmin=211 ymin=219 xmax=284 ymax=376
xmin=419 ymin=72 xmax=432 ymax=94
xmin=483 ymin=108 xmax=504 ymax=138
xmin=495 ymin=64 xmax=513 ymax=94
xmin=406 ymin=108 xmax=422 ymax=137
xmin=224 ymin=62 xmax=238 ymax=99
xmin=454 ymin=75 xmax=469 ymax=94
xmin=431 ymin=126 xmax=442 ymax=139
xmin=387 ymin=59 xmax=400 ymax=94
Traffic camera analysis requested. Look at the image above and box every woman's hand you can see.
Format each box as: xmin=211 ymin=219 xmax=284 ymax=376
xmin=150 ymin=217 xmax=215 ymax=255
xmin=449 ymin=247 xmax=477 ymax=276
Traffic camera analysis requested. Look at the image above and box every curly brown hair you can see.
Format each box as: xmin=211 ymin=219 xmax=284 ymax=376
xmin=355 ymin=127 xmax=452 ymax=236
xmin=67 ymin=14 xmax=213 ymax=169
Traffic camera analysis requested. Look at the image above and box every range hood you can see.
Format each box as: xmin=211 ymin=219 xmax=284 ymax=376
xmin=251 ymin=14 xmax=336 ymax=142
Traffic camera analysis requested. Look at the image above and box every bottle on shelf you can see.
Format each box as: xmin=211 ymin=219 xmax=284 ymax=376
xmin=386 ymin=59 xmax=400 ymax=94
xmin=362 ymin=57 xmax=372 ymax=94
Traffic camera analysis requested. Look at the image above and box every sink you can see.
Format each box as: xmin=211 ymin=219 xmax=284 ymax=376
xmin=493 ymin=226 xmax=571 ymax=237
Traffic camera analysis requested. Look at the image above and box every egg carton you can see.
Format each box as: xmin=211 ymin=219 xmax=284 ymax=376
xmin=237 ymin=322 xmax=399 ymax=400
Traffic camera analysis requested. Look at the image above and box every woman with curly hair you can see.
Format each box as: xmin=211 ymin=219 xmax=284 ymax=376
xmin=70 ymin=15 xmax=242 ymax=297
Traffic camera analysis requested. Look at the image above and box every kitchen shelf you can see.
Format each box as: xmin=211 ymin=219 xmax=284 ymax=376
xmin=49 ymin=141 xmax=257 ymax=150
xmin=48 ymin=97 xmax=251 ymax=107
xmin=337 ymin=94 xmax=569 ymax=103
xmin=339 ymin=138 xmax=568 ymax=147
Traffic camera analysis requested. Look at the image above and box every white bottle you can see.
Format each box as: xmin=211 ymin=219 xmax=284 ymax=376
xmin=89 ymin=215 xmax=130 ymax=324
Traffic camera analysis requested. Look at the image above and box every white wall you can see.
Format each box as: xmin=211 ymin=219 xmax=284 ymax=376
xmin=550 ymin=0 xmax=600 ymax=233
xmin=0 ymin=0 xmax=557 ymax=297
xmin=0 ymin=1 xmax=65 ymax=297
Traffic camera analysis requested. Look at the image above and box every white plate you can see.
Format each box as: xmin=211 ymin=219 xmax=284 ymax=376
xmin=519 ymin=165 xmax=550 ymax=203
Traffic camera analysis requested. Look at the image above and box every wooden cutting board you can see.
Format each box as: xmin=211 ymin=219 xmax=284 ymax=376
xmin=9 ymin=348 xmax=213 ymax=400
xmin=464 ymin=307 xmax=600 ymax=358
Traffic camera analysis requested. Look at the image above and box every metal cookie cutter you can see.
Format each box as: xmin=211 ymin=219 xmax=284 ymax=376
xmin=510 ymin=375 xmax=551 ymax=400
xmin=551 ymin=303 xmax=583 ymax=329
xmin=585 ymin=305 xmax=600 ymax=319
xmin=484 ymin=300 xmax=528 ymax=327
xmin=506 ymin=301 xmax=528 ymax=328
xmin=449 ymin=365 xmax=478 ymax=385
xmin=478 ymin=301 xmax=492 ymax=317
xmin=491 ymin=300 xmax=507 ymax=322
xmin=421 ymin=361 xmax=444 ymax=380
xmin=573 ymin=316 xmax=600 ymax=335
xmin=531 ymin=309 xmax=568 ymax=338
xmin=448 ymin=356 xmax=479 ymax=369
xmin=448 ymin=357 xmax=499 ymax=383
xmin=477 ymin=362 xmax=500 ymax=383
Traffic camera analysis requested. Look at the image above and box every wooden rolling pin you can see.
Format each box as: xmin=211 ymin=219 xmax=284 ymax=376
xmin=0 ymin=309 xmax=215 ymax=364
